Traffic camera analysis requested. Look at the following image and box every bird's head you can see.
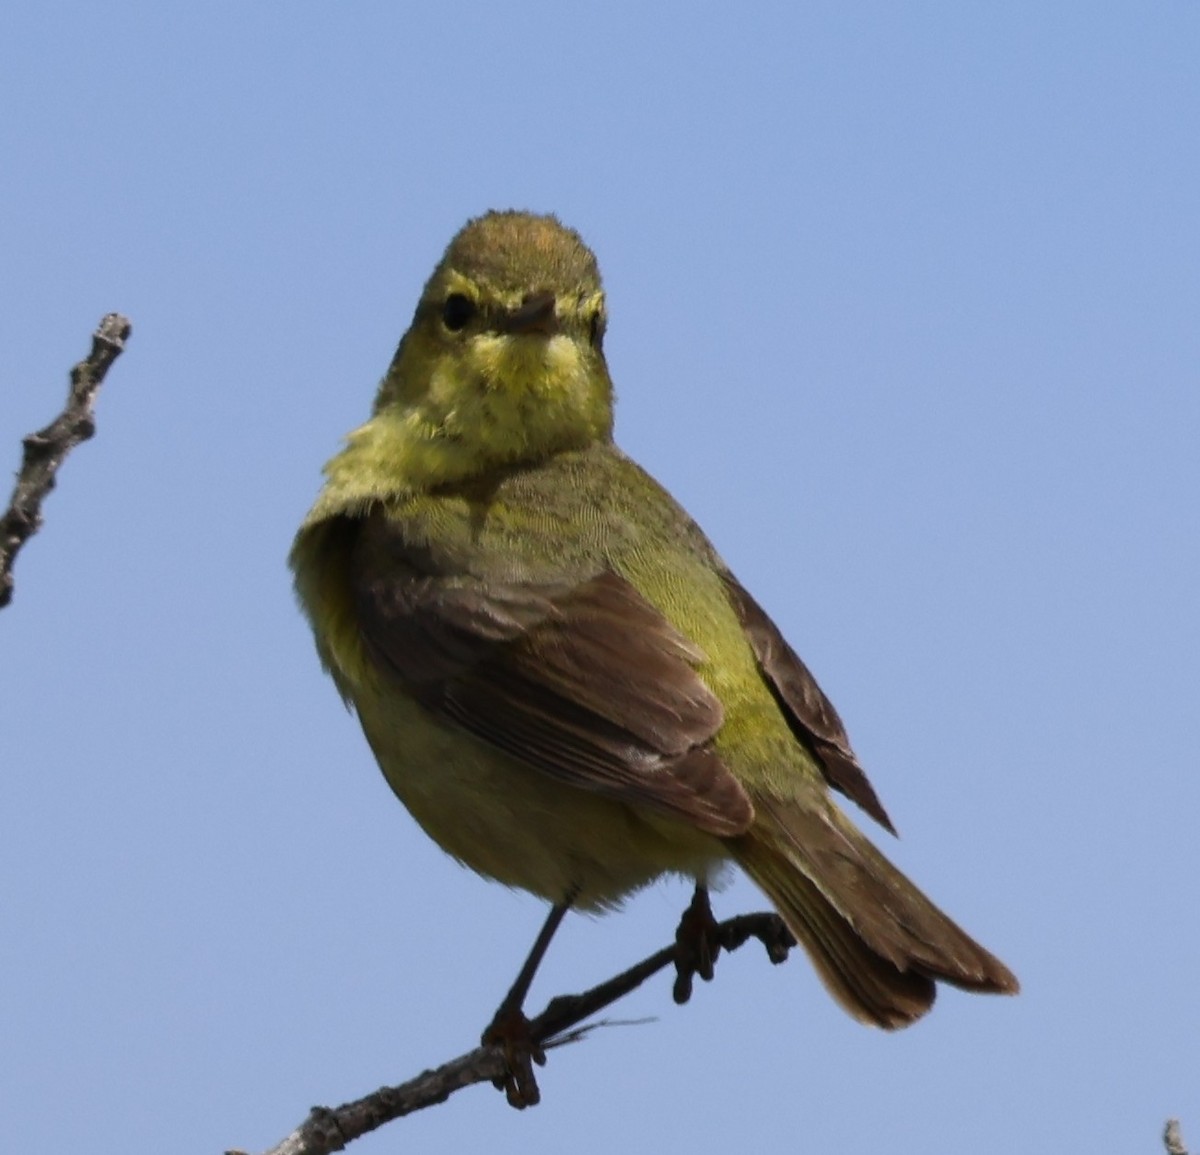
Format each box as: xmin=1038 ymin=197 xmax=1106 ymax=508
xmin=375 ymin=211 xmax=614 ymax=474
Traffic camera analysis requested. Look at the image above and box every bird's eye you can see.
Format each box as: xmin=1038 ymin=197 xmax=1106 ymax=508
xmin=442 ymin=294 xmax=476 ymax=332
xmin=588 ymin=310 xmax=606 ymax=350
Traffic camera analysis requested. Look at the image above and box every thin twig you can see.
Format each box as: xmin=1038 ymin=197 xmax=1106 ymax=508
xmin=1165 ymin=1120 xmax=1190 ymax=1155
xmin=0 ymin=313 xmax=132 ymax=609
xmin=235 ymin=910 xmax=793 ymax=1155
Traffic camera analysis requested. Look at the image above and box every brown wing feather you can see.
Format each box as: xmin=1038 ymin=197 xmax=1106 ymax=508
xmin=351 ymin=519 xmax=754 ymax=837
xmin=720 ymin=573 xmax=897 ymax=835
xmin=734 ymin=796 xmax=1018 ymax=1029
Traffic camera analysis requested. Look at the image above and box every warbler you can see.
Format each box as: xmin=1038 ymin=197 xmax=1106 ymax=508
xmin=290 ymin=211 xmax=1017 ymax=1084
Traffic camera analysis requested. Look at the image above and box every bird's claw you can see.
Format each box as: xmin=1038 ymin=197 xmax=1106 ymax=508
xmin=672 ymin=886 xmax=722 ymax=1004
xmin=482 ymin=1007 xmax=547 ymax=1109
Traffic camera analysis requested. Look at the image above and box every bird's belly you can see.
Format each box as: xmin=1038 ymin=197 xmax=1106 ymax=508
xmin=356 ymin=694 xmax=727 ymax=911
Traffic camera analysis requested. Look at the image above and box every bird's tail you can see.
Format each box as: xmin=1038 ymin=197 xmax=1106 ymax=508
xmin=730 ymin=797 xmax=1018 ymax=1028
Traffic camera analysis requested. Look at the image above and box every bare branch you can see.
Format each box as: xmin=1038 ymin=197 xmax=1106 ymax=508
xmin=0 ymin=313 xmax=132 ymax=609
xmin=235 ymin=910 xmax=793 ymax=1155
xmin=1166 ymin=1120 xmax=1190 ymax=1155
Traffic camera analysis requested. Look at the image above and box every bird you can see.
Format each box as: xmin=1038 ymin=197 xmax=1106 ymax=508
xmin=289 ymin=209 xmax=1018 ymax=1105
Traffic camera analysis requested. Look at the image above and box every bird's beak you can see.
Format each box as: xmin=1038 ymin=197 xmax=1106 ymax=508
xmin=501 ymin=290 xmax=560 ymax=336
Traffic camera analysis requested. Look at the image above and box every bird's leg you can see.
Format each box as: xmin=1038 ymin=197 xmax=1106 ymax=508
xmin=482 ymin=898 xmax=572 ymax=1109
xmin=672 ymin=883 xmax=723 ymax=1004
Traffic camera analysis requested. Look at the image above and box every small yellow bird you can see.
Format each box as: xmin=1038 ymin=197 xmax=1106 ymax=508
xmin=290 ymin=210 xmax=1017 ymax=1101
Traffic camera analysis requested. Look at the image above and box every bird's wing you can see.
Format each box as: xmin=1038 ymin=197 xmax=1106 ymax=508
xmin=350 ymin=518 xmax=754 ymax=838
xmin=719 ymin=573 xmax=896 ymax=835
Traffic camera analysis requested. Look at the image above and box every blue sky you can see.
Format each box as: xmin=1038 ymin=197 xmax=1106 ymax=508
xmin=2 ymin=4 xmax=1197 ymax=1152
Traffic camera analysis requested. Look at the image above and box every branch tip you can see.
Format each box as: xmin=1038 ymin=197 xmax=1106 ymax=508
xmin=0 ymin=313 xmax=131 ymax=609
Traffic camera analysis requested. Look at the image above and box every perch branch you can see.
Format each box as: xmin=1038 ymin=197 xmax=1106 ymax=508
xmin=236 ymin=910 xmax=794 ymax=1155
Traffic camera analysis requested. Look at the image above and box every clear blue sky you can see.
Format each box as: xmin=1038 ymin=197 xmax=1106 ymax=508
xmin=2 ymin=4 xmax=1197 ymax=1152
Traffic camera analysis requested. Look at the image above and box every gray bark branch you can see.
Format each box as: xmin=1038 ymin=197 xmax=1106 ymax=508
xmin=232 ymin=910 xmax=793 ymax=1155
xmin=1166 ymin=1120 xmax=1190 ymax=1155
xmin=0 ymin=313 xmax=132 ymax=609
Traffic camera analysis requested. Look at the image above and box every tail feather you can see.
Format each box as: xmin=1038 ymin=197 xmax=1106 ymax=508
xmin=731 ymin=797 xmax=1018 ymax=1029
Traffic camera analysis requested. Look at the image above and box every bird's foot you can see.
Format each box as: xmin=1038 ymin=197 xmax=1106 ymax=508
xmin=672 ymin=884 xmax=722 ymax=1004
xmin=481 ymin=1005 xmax=547 ymax=1109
